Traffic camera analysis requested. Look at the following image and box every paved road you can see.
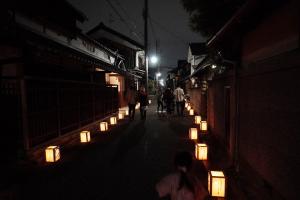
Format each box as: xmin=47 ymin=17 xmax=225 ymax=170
xmin=11 ymin=103 xmax=202 ymax=200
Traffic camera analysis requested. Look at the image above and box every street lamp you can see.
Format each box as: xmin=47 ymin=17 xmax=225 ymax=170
xmin=150 ymin=55 xmax=158 ymax=64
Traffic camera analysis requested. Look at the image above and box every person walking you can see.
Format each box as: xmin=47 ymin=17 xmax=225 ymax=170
xmin=126 ymin=85 xmax=137 ymax=121
xmin=174 ymin=84 xmax=185 ymax=116
xmin=156 ymin=88 xmax=164 ymax=113
xmin=155 ymin=151 xmax=208 ymax=200
xmin=163 ymin=88 xmax=174 ymax=115
xmin=138 ymin=86 xmax=149 ymax=120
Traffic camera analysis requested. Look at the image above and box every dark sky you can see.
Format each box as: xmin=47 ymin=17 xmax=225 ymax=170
xmin=68 ymin=0 xmax=205 ymax=76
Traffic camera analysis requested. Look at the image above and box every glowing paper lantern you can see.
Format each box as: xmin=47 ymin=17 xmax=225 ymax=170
xmin=185 ymin=102 xmax=188 ymax=108
xmin=208 ymin=171 xmax=226 ymax=197
xmin=189 ymin=109 xmax=194 ymax=116
xmin=187 ymin=105 xmax=191 ymax=111
xmin=189 ymin=128 xmax=198 ymax=140
xmin=135 ymin=103 xmax=140 ymax=109
xmin=45 ymin=146 xmax=60 ymax=162
xmin=149 ymin=100 xmax=152 ymax=104
xmin=80 ymin=131 xmax=91 ymax=143
xmin=125 ymin=110 xmax=129 ymax=116
xmin=110 ymin=117 xmax=117 ymax=125
xmin=118 ymin=113 xmax=124 ymax=120
xmin=100 ymin=122 xmax=108 ymax=132
xmin=200 ymin=121 xmax=208 ymax=131
xmin=195 ymin=116 xmax=201 ymax=124
xmin=195 ymin=143 xmax=208 ymax=160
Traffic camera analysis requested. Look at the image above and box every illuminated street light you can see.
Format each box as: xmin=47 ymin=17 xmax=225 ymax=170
xmin=156 ymin=72 xmax=161 ymax=77
xmin=150 ymin=55 xmax=158 ymax=64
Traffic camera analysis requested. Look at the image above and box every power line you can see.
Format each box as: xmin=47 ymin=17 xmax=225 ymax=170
xmin=104 ymin=0 xmax=142 ymax=42
xmin=149 ymin=15 xmax=189 ymax=46
xmin=113 ymin=0 xmax=144 ymax=38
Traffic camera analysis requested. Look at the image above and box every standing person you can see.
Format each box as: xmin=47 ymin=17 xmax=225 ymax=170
xmin=126 ymin=85 xmax=137 ymax=121
xmin=138 ymin=86 xmax=149 ymax=120
xmin=156 ymin=88 xmax=164 ymax=113
xmin=155 ymin=151 xmax=208 ymax=200
xmin=174 ymin=84 xmax=185 ymax=116
xmin=163 ymin=88 xmax=174 ymax=115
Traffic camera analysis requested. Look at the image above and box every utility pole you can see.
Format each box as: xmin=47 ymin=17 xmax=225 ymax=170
xmin=144 ymin=0 xmax=148 ymax=92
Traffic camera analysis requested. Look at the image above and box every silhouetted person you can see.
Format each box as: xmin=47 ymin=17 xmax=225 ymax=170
xmin=138 ymin=86 xmax=149 ymax=120
xmin=126 ymin=85 xmax=137 ymax=121
xmin=156 ymin=151 xmax=208 ymax=200
xmin=156 ymin=88 xmax=164 ymax=113
xmin=163 ymin=88 xmax=173 ymax=115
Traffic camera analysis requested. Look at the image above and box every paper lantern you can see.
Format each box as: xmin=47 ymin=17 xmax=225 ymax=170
xmin=45 ymin=146 xmax=60 ymax=162
xmin=110 ymin=117 xmax=117 ymax=125
xmin=185 ymin=102 xmax=188 ymax=108
xmin=200 ymin=121 xmax=208 ymax=131
xmin=187 ymin=105 xmax=191 ymax=111
xmin=80 ymin=131 xmax=91 ymax=143
xmin=195 ymin=143 xmax=207 ymax=160
xmin=100 ymin=122 xmax=108 ymax=132
xmin=149 ymin=99 xmax=152 ymax=104
xmin=189 ymin=128 xmax=198 ymax=140
xmin=208 ymin=171 xmax=226 ymax=197
xmin=195 ymin=116 xmax=201 ymax=124
xmin=118 ymin=112 xmax=124 ymax=120
xmin=189 ymin=109 xmax=194 ymax=116
xmin=135 ymin=103 xmax=140 ymax=109
xmin=125 ymin=110 xmax=129 ymax=116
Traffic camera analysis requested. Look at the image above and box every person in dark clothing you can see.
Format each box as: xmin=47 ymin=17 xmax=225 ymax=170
xmin=138 ymin=86 xmax=149 ymax=120
xmin=163 ymin=88 xmax=174 ymax=115
xmin=126 ymin=85 xmax=137 ymax=121
xmin=156 ymin=88 xmax=164 ymax=113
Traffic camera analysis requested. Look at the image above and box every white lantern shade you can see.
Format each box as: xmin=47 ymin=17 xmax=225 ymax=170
xmin=125 ymin=110 xmax=129 ymax=116
xmin=187 ymin=106 xmax=191 ymax=111
xmin=189 ymin=109 xmax=194 ymax=116
xmin=189 ymin=128 xmax=198 ymax=140
xmin=149 ymin=100 xmax=152 ymax=104
xmin=118 ymin=113 xmax=124 ymax=120
xmin=135 ymin=103 xmax=140 ymax=109
xmin=208 ymin=171 xmax=226 ymax=197
xmin=110 ymin=117 xmax=117 ymax=125
xmin=185 ymin=102 xmax=188 ymax=108
xmin=80 ymin=131 xmax=91 ymax=143
xmin=200 ymin=121 xmax=208 ymax=131
xmin=195 ymin=143 xmax=207 ymax=160
xmin=195 ymin=116 xmax=201 ymax=124
xmin=100 ymin=122 xmax=108 ymax=132
xmin=45 ymin=146 xmax=60 ymax=162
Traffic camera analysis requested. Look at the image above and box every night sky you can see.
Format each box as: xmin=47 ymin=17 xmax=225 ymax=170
xmin=68 ymin=0 xmax=205 ymax=76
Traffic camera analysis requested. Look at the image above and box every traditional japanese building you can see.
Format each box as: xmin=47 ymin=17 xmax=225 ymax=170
xmin=183 ymin=0 xmax=299 ymax=199
xmin=0 ymin=0 xmax=137 ymax=163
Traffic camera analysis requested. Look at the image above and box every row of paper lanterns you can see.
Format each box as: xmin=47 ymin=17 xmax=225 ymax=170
xmin=186 ymin=102 xmax=226 ymax=198
xmin=45 ymin=107 xmax=130 ymax=163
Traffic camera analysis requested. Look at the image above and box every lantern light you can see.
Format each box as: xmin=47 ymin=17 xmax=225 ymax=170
xmin=189 ymin=128 xmax=198 ymax=140
xmin=100 ymin=122 xmax=108 ymax=132
xmin=195 ymin=143 xmax=208 ymax=160
xmin=195 ymin=116 xmax=201 ymax=124
xmin=185 ymin=102 xmax=188 ymax=108
xmin=208 ymin=170 xmax=226 ymax=197
xmin=125 ymin=109 xmax=129 ymax=116
xmin=135 ymin=103 xmax=140 ymax=110
xmin=80 ymin=131 xmax=91 ymax=143
xmin=200 ymin=121 xmax=208 ymax=131
xmin=187 ymin=105 xmax=191 ymax=111
xmin=149 ymin=99 xmax=152 ymax=104
xmin=189 ymin=109 xmax=194 ymax=116
xmin=45 ymin=146 xmax=60 ymax=162
xmin=110 ymin=117 xmax=117 ymax=125
xmin=118 ymin=112 xmax=124 ymax=120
